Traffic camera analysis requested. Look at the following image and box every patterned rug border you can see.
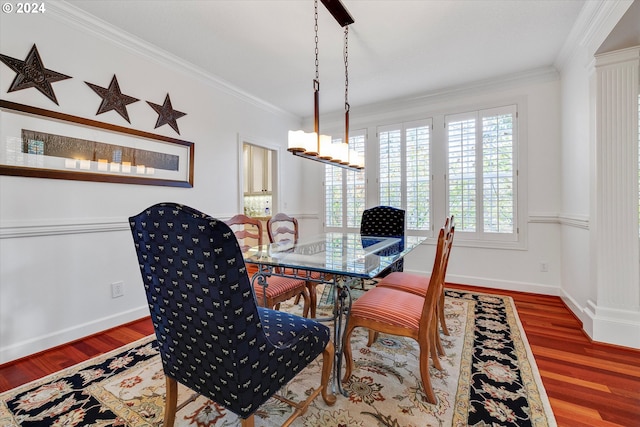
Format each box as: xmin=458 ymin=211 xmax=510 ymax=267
xmin=0 ymin=289 xmax=557 ymax=427
xmin=452 ymin=290 xmax=557 ymax=427
xmin=0 ymin=335 xmax=156 ymax=399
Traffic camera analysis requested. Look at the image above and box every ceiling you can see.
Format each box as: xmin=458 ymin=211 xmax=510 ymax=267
xmin=65 ymin=0 xmax=587 ymax=119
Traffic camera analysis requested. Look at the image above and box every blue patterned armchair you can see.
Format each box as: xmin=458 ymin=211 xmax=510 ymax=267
xmin=129 ymin=203 xmax=335 ymax=427
xmin=360 ymin=205 xmax=406 ymax=276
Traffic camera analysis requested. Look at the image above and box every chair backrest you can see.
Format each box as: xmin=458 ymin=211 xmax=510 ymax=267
xmin=360 ymin=206 xmax=405 ymax=237
xmin=267 ymin=212 xmax=299 ymax=244
xmin=129 ymin=203 xmax=271 ymax=417
xmin=443 ymin=215 xmax=455 ymax=279
xmin=225 ymin=214 xmax=263 ymax=253
xmin=419 ymin=221 xmax=455 ymax=334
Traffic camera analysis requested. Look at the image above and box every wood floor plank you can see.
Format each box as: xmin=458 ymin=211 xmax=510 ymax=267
xmin=539 ymin=369 xmax=611 ymax=392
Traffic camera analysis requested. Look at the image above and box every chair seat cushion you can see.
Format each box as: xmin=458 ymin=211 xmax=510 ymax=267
xmin=256 ymin=276 xmax=306 ymax=299
xmin=350 ymin=286 xmax=424 ymax=330
xmin=258 ymin=307 xmax=331 ymax=348
xmin=377 ymin=271 xmax=429 ymax=296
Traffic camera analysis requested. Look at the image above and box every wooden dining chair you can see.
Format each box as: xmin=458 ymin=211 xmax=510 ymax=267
xmin=267 ymin=212 xmax=327 ymax=318
xmin=376 ymin=215 xmax=455 ymax=351
xmin=342 ymin=224 xmax=453 ymax=404
xmin=225 ymin=214 xmax=310 ymax=317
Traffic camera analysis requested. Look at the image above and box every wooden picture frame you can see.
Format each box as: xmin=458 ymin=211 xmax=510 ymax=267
xmin=0 ymin=100 xmax=194 ymax=187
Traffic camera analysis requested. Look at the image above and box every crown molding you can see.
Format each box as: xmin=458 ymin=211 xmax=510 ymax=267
xmin=555 ymin=0 xmax=634 ymax=69
xmin=313 ymin=66 xmax=559 ymax=128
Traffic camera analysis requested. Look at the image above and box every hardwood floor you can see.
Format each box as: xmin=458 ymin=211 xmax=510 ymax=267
xmin=1 ymin=285 xmax=639 ymax=426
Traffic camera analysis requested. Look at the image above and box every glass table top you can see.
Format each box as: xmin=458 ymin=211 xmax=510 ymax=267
xmin=244 ymin=232 xmax=426 ymax=279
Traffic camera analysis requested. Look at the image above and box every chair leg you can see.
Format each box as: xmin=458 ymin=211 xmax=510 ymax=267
xmin=301 ymin=288 xmax=311 ymax=318
xmin=438 ymin=289 xmax=450 ymax=336
xmin=342 ymin=325 xmax=356 ymax=383
xmin=418 ymin=341 xmax=437 ymax=404
xmin=307 ymin=282 xmax=318 ymax=318
xmin=279 ymin=340 xmax=337 ymax=427
xmin=163 ymin=376 xmax=178 ymax=427
xmin=241 ymin=415 xmax=255 ymax=427
xmin=320 ymin=341 xmax=337 ymax=405
xmin=430 ymin=323 xmax=443 ymax=371
xmin=366 ymin=330 xmax=379 ymax=347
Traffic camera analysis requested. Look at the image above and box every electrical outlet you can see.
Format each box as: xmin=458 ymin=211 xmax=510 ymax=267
xmin=111 ymin=281 xmax=124 ymax=298
xmin=539 ymin=262 xmax=549 ymax=272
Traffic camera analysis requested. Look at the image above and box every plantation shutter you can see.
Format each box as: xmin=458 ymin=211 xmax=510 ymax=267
xmin=405 ymin=122 xmax=431 ymax=231
xmin=447 ymin=112 xmax=477 ymax=233
xmin=324 ymin=161 xmax=343 ymax=228
xmin=379 ymin=126 xmax=403 ymax=209
xmin=346 ymin=133 xmax=366 ymax=228
xmin=446 ymin=105 xmax=517 ymax=240
xmin=324 ymin=130 xmax=366 ymax=230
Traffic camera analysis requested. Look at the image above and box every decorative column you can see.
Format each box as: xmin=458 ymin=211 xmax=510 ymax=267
xmin=589 ymin=47 xmax=640 ymax=348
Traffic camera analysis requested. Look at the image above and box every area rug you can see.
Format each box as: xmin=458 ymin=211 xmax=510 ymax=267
xmin=0 ymin=289 xmax=556 ymax=426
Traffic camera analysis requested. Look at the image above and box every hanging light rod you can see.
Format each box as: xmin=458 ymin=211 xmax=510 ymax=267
xmin=288 ymin=0 xmax=363 ymax=171
xmin=320 ymin=0 xmax=354 ymax=27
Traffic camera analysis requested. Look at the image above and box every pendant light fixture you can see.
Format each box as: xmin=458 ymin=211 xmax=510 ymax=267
xmin=288 ymin=0 xmax=363 ymax=171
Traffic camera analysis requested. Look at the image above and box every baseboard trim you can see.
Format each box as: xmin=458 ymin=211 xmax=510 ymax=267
xmin=584 ymin=300 xmax=640 ymax=349
xmin=0 ymin=306 xmax=149 ymax=364
xmin=440 ymin=273 xmax=562 ymax=296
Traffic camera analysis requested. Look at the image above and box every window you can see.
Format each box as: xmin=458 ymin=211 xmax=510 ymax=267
xmin=323 ymin=102 xmax=521 ymax=247
xmin=378 ymin=119 xmax=431 ymax=233
xmin=446 ymin=105 xmax=517 ymax=241
xmin=325 ymin=131 xmax=366 ymax=230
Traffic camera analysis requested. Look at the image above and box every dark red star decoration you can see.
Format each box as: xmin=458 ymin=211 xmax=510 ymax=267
xmin=0 ymin=44 xmax=72 ymax=105
xmin=147 ymin=94 xmax=186 ymax=135
xmin=85 ymin=75 xmax=139 ymax=123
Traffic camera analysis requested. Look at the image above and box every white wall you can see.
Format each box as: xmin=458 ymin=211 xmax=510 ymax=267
xmin=0 ymin=4 xmax=305 ymax=362
xmin=558 ymin=40 xmax=594 ymax=321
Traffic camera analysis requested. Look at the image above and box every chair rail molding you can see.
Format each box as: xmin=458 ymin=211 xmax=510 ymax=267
xmin=528 ymin=212 xmax=590 ymax=230
xmin=0 ymin=218 xmax=129 ymax=239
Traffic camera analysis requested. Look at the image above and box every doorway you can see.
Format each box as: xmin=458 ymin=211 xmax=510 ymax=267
xmin=241 ymin=141 xmax=278 ymax=219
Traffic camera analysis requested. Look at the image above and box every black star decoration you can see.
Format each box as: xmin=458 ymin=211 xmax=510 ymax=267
xmin=147 ymin=94 xmax=187 ymax=135
xmin=0 ymin=44 xmax=72 ymax=105
xmin=85 ymin=75 xmax=139 ymax=123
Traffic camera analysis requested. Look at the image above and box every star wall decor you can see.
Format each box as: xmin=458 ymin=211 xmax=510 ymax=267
xmin=85 ymin=75 xmax=139 ymax=123
xmin=0 ymin=44 xmax=72 ymax=105
xmin=147 ymin=93 xmax=186 ymax=135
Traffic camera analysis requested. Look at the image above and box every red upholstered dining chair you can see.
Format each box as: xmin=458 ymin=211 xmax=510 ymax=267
xmin=225 ymin=214 xmax=310 ymax=317
xmin=267 ymin=213 xmax=327 ymax=318
xmin=376 ymin=216 xmax=455 ymax=354
xmin=342 ymin=223 xmax=453 ymax=404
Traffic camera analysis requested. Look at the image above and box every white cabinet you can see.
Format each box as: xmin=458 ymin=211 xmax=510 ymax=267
xmin=243 ymin=144 xmax=272 ymax=195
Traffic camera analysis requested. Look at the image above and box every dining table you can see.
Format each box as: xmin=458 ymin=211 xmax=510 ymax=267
xmin=243 ymin=232 xmax=427 ymax=395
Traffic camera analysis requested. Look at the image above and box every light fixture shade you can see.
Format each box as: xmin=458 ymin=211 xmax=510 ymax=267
xmin=288 ymin=130 xmax=318 ymax=155
xmin=318 ymin=134 xmax=334 ymax=160
xmin=349 ymin=149 xmax=364 ymax=169
xmin=335 ymin=142 xmax=349 ymax=164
